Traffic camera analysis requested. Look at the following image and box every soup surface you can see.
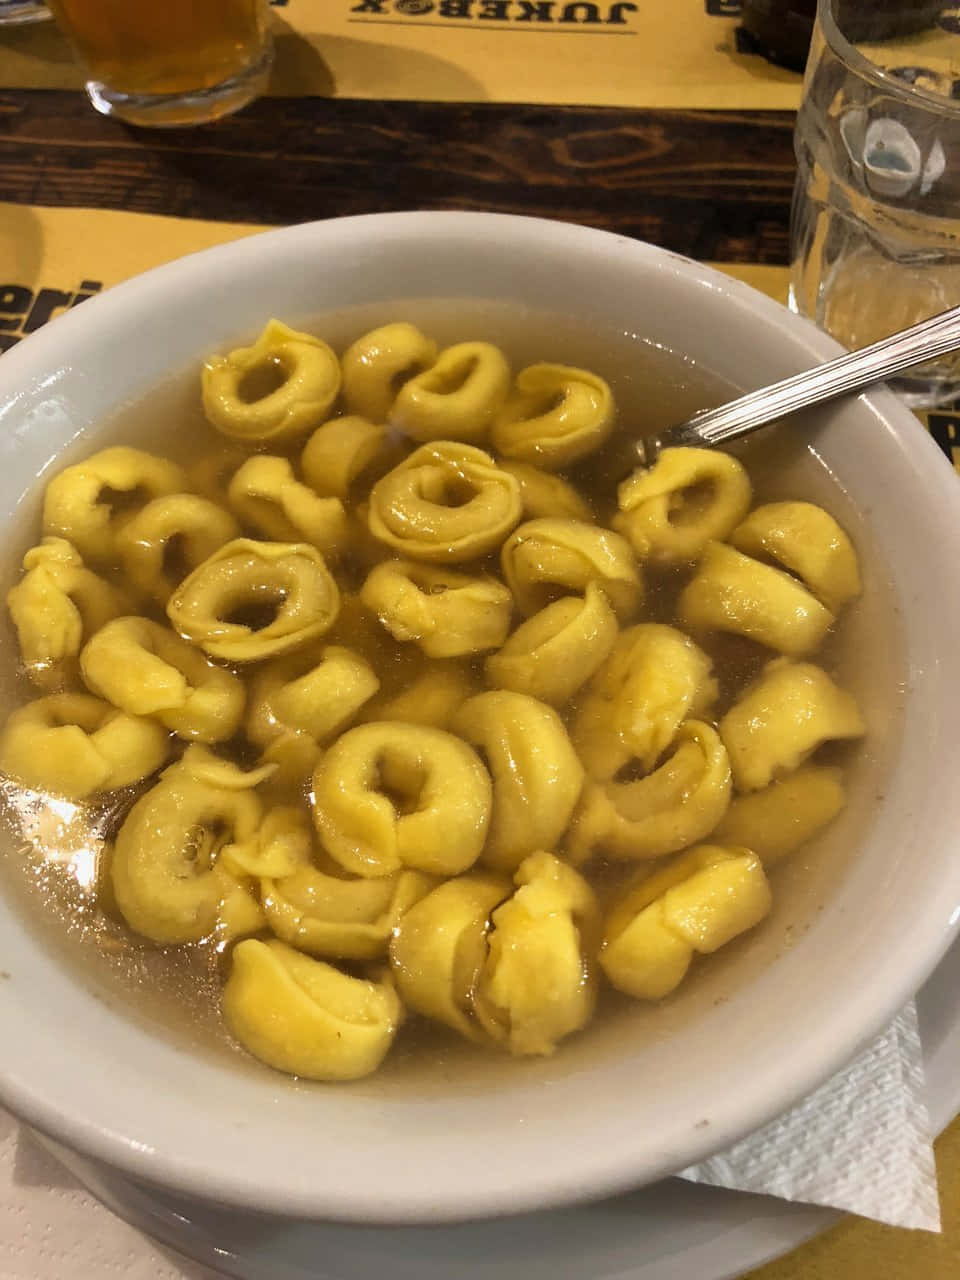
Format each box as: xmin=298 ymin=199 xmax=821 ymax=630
xmin=0 ymin=300 xmax=897 ymax=1087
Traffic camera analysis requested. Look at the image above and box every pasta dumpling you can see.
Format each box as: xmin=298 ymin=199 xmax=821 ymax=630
xmin=485 ymin=582 xmax=618 ymax=708
xmin=0 ymin=692 xmax=169 ymax=800
xmin=499 ymin=461 xmax=592 ymax=522
xmin=713 ymin=764 xmax=846 ymax=865
xmin=568 ymin=720 xmax=732 ymax=863
xmin=367 ymin=442 xmax=522 ymax=563
xmin=363 ymin=664 xmax=479 ymax=731
xmin=492 ymin=363 xmax=615 ymax=469
xmin=7 ymin=538 xmax=131 ymax=687
xmin=224 ymin=939 xmax=402 ymax=1081
xmin=572 ymin=624 xmax=717 ymax=781
xmin=615 ymin=447 xmax=751 ymax=565
xmin=227 ymin=456 xmax=348 ymax=556
xmin=340 ymin=322 xmax=438 ymax=423
xmin=719 ymin=660 xmax=865 ymax=792
xmin=167 ymin=538 xmax=340 ymax=662
xmin=677 ymin=541 xmax=835 ymax=658
xmin=246 ymin=645 xmax=379 ymax=749
xmin=202 ymin=319 xmax=341 ymax=444
xmin=312 ymin=721 xmax=492 ymax=877
xmin=115 ymin=494 xmax=240 ymax=605
xmin=301 ymin=416 xmax=403 ymax=500
xmin=43 ymin=446 xmax=186 ymax=565
xmin=601 ymin=844 xmax=771 ymax=1000
xmin=501 ymin=518 xmax=643 ymax=620
xmin=452 ymin=691 xmax=585 ymax=872
xmin=392 ymin=341 xmax=511 ymax=443
xmin=80 ymin=616 xmax=245 ymax=743
xmin=730 ymin=501 xmax=861 ymax=612
xmin=474 ymin=851 xmax=599 ymax=1056
xmin=390 ymin=873 xmax=511 ymax=1041
xmin=361 ymin=559 xmax=513 ymax=658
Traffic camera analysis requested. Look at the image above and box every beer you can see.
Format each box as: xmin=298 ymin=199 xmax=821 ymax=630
xmin=46 ymin=0 xmax=273 ymax=126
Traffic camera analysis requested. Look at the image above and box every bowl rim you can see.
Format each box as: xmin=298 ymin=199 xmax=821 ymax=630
xmin=1 ymin=211 xmax=959 ymax=1223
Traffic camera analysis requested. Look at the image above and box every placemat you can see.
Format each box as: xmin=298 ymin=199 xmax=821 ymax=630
xmin=2 ymin=201 xmax=957 ymax=473
xmin=0 ymin=0 xmax=804 ymax=109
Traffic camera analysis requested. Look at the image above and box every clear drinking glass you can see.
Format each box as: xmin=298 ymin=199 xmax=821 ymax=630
xmin=0 ymin=1 xmax=50 ymax=23
xmin=790 ymin=1 xmax=960 ymax=406
xmin=45 ymin=0 xmax=273 ymax=128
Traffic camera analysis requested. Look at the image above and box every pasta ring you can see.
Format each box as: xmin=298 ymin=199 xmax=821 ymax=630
xmin=677 ymin=541 xmax=835 ymax=658
xmin=391 ymin=342 xmax=511 ymax=443
xmin=80 ymin=616 xmax=245 ymax=743
xmin=224 ymin=940 xmax=402 ymax=1081
xmin=362 ymin=664 xmax=479 ymax=731
xmin=367 ymin=441 xmax=522 ymax=563
xmin=501 ymin=518 xmax=643 ymax=619
xmin=115 ymin=494 xmax=240 ymax=605
xmin=452 ymin=691 xmax=584 ymax=872
xmin=341 ymin=322 xmax=438 ymax=423
xmin=485 ymin=581 xmax=618 ymax=708
xmin=301 ymin=416 xmax=403 ymax=500
xmin=111 ymin=752 xmax=266 ymax=944
xmin=730 ymin=501 xmax=861 ymax=612
xmin=167 ymin=538 xmax=340 ymax=663
xmin=246 ymin=645 xmax=380 ymax=747
xmin=0 ymin=692 xmax=169 ymax=800
xmin=227 ymin=455 xmax=348 ymax=555
xmin=492 ymin=363 xmax=615 ymax=470
xmin=567 ymin=720 xmax=732 ymax=863
xmin=7 ymin=537 xmax=131 ymax=687
xmin=202 ymin=319 xmax=341 ymax=444
xmin=312 ymin=720 xmax=492 ymax=878
xmin=499 ymin=461 xmax=593 ymax=523
xmin=43 ymin=446 xmax=187 ymax=565
xmin=615 ymin=447 xmax=752 ymax=565
xmin=713 ymin=764 xmax=846 ymax=865
xmin=361 ymin=559 xmax=513 ymax=658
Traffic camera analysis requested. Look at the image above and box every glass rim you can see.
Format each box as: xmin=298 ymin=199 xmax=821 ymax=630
xmin=817 ymin=0 xmax=960 ymax=118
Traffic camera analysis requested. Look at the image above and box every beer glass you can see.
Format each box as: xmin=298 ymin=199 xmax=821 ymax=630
xmin=45 ymin=0 xmax=273 ymax=127
xmin=790 ymin=1 xmax=960 ymax=406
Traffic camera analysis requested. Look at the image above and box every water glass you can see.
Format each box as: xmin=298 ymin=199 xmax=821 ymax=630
xmin=45 ymin=0 xmax=273 ymax=127
xmin=790 ymin=0 xmax=960 ymax=406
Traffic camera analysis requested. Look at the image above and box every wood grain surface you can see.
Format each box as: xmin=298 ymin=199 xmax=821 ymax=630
xmin=0 ymin=90 xmax=795 ymax=263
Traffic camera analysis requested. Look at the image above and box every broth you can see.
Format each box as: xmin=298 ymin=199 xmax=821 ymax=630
xmin=0 ymin=299 xmax=903 ymax=1089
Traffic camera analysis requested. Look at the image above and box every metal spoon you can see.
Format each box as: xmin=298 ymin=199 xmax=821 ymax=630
xmin=635 ymin=301 xmax=960 ymax=466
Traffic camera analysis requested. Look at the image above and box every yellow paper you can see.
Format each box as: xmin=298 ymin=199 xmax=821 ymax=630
xmin=0 ymin=0 xmax=803 ymax=110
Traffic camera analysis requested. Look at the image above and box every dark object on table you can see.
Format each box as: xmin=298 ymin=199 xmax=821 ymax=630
xmin=740 ymin=1 xmax=948 ymax=74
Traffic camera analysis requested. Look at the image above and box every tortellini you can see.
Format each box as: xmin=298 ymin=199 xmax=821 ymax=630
xmin=485 ymin=582 xmax=618 ymax=708
xmin=719 ymin=660 xmax=865 ymax=792
xmin=80 ymin=616 xmax=245 ymax=743
xmin=392 ymin=342 xmax=511 ymax=443
xmin=202 ymin=319 xmax=341 ymax=444
xmin=7 ymin=537 xmax=131 ymax=685
xmin=678 ymin=541 xmax=835 ymax=658
xmin=0 ymin=692 xmax=169 ymax=799
xmin=0 ymin=315 xmax=871 ymax=1085
xmin=312 ymin=721 xmax=492 ymax=878
xmin=568 ymin=720 xmax=732 ymax=863
xmin=492 ymin=364 xmax=615 ymax=469
xmin=111 ymin=750 xmax=268 ymax=944
xmin=572 ymin=624 xmax=717 ymax=781
xmin=361 ymin=560 xmax=513 ymax=658
xmin=167 ymin=538 xmax=340 ymax=662
xmin=501 ymin=519 xmax=642 ymax=619
xmin=42 ymin=446 xmax=186 ymax=565
xmin=615 ymin=447 xmax=751 ymax=565
xmin=367 ymin=441 xmax=522 ymax=564
xmin=452 ymin=691 xmax=584 ymax=872
xmin=224 ymin=939 xmax=402 ymax=1080
xmin=601 ymin=844 xmax=772 ymax=1000
xmin=340 ymin=322 xmax=438 ymax=423
xmin=115 ymin=494 xmax=240 ymax=605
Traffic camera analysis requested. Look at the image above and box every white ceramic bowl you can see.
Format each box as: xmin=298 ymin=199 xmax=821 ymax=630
xmin=1 ymin=214 xmax=959 ymax=1224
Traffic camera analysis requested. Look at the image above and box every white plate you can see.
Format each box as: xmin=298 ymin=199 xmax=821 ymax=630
xmin=39 ymin=933 xmax=960 ymax=1280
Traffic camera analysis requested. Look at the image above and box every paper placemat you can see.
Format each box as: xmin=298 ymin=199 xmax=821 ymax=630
xmin=2 ymin=200 xmax=957 ymax=473
xmin=0 ymin=0 xmax=803 ymax=110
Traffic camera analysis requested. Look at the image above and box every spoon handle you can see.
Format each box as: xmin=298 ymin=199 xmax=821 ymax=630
xmin=640 ymin=301 xmax=960 ymax=465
